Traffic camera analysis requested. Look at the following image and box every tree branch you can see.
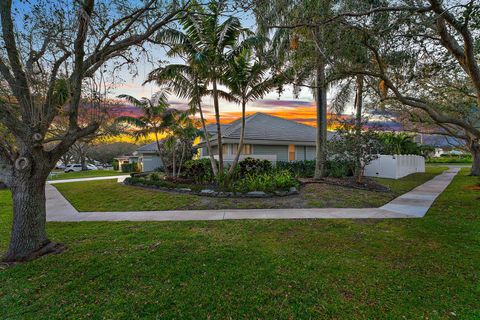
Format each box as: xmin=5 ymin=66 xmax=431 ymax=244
xmin=0 ymin=0 xmax=33 ymax=122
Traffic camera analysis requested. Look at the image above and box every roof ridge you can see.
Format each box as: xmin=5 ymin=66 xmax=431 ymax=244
xmin=223 ymin=112 xmax=258 ymax=137
xmin=256 ymin=112 xmax=317 ymax=129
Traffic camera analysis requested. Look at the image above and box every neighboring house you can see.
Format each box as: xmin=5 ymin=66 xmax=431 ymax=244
xmin=413 ymin=133 xmax=465 ymax=156
xmin=196 ymin=112 xmax=334 ymax=163
xmin=114 ymin=155 xmax=140 ymax=172
xmin=133 ymin=142 xmax=164 ymax=172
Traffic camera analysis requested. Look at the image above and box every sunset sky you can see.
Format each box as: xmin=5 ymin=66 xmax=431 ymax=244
xmin=104 ymin=7 xmax=353 ymax=125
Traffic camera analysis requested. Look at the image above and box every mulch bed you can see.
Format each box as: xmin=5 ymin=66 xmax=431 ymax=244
xmin=299 ymin=176 xmax=391 ymax=192
xmin=464 ymin=185 xmax=480 ymax=191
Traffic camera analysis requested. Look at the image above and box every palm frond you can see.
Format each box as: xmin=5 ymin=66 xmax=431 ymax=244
xmin=115 ymin=116 xmax=147 ymax=128
xmin=117 ymin=94 xmax=145 ymax=109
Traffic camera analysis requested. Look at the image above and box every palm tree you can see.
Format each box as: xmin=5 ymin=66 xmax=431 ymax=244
xmin=224 ymin=48 xmax=285 ymax=178
xmin=146 ymin=63 xmax=221 ymax=176
xmin=168 ymin=113 xmax=200 ymax=177
xmin=148 ymin=1 xmax=260 ymax=177
xmin=116 ymin=90 xmax=175 ymax=174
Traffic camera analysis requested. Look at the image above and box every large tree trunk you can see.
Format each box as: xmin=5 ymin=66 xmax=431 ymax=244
xmin=470 ymin=140 xmax=480 ymax=176
xmin=354 ymin=75 xmax=364 ymax=183
xmin=212 ymin=79 xmax=224 ymax=175
xmin=314 ymin=61 xmax=328 ymax=179
xmin=3 ymin=166 xmax=63 ymax=262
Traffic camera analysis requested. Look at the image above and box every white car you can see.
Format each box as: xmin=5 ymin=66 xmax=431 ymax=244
xmin=64 ymin=164 xmax=98 ymax=173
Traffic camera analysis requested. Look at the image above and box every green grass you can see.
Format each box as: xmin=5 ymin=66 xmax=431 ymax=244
xmin=54 ymin=179 xmax=198 ymax=211
xmin=48 ymin=170 xmax=128 ymax=181
xmin=1 ymin=169 xmax=479 ymax=318
xmin=375 ymin=165 xmax=447 ymax=194
xmin=54 ymin=166 xmax=448 ymax=212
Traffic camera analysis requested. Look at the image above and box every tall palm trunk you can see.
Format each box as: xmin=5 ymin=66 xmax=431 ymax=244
xmin=314 ymin=61 xmax=328 ymax=179
xmin=198 ymin=102 xmax=218 ymax=176
xmin=172 ymin=140 xmax=176 ymax=177
xmin=177 ymin=141 xmax=186 ymax=177
xmin=354 ymin=74 xmax=364 ymax=183
xmin=154 ymin=131 xmax=167 ymax=175
xmin=212 ymin=79 xmax=224 ymax=175
xmin=228 ymin=98 xmax=247 ymax=177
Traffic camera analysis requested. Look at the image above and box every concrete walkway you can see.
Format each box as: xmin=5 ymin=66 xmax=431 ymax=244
xmin=46 ymin=167 xmax=460 ymax=222
xmin=48 ymin=175 xmax=129 ymax=184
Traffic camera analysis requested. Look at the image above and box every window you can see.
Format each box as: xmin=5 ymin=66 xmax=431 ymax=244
xmin=233 ymin=144 xmax=252 ymax=155
xmin=222 ymin=144 xmax=229 ymax=155
xmin=288 ymin=144 xmax=296 ymax=161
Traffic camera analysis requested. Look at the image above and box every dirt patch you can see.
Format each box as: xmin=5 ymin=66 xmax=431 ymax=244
xmin=300 ymin=176 xmax=390 ymax=192
xmin=464 ymin=185 xmax=480 ymax=191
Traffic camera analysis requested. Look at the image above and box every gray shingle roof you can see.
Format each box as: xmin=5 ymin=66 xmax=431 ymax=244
xmin=417 ymin=134 xmax=463 ymax=148
xmin=136 ymin=141 xmax=160 ymax=152
xmin=138 ymin=113 xmax=335 ymax=152
xmin=208 ymin=112 xmax=334 ymax=142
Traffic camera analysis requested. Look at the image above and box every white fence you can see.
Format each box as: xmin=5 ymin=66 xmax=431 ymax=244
xmin=364 ymin=155 xmax=425 ymax=179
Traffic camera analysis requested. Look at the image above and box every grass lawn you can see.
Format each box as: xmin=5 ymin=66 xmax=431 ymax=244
xmin=48 ymin=170 xmax=128 ymax=181
xmin=54 ymin=166 xmax=448 ymax=211
xmin=0 ymin=169 xmax=479 ymax=318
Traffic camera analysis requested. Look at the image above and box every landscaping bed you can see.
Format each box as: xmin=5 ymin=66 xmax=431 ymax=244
xmin=124 ymin=158 xmax=301 ymax=198
xmin=123 ymin=175 xmax=299 ymax=198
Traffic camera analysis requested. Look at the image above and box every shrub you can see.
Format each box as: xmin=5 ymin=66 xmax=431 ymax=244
xmin=233 ymin=170 xmax=298 ymax=193
xmin=377 ymin=132 xmax=423 ymax=155
xmin=180 ymin=158 xmax=215 ymax=184
xmin=277 ymin=160 xmax=315 ymax=178
xmin=150 ymin=172 xmax=160 ymax=181
xmin=121 ymin=162 xmax=141 ymax=173
xmin=124 ymin=177 xmax=204 ymax=191
xmin=237 ymin=157 xmax=272 ymax=178
xmin=325 ymin=160 xmax=352 ymax=178
xmin=427 ymin=155 xmax=472 ymax=163
xmin=328 ymin=122 xmax=382 ymax=182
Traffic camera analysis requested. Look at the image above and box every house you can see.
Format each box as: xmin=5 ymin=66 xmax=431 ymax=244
xmin=114 ymin=155 xmax=140 ymax=171
xmin=413 ymin=133 xmax=465 ymax=157
xmin=115 ymin=143 xmax=164 ymax=172
xmin=196 ymin=112 xmax=334 ymax=163
xmin=130 ymin=113 xmax=333 ymax=172
xmin=133 ymin=142 xmax=164 ymax=172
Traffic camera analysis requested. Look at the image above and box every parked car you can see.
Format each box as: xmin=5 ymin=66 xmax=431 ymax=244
xmin=55 ymin=162 xmax=66 ymax=170
xmin=64 ymin=164 xmax=98 ymax=173
xmin=87 ymin=164 xmax=98 ymax=170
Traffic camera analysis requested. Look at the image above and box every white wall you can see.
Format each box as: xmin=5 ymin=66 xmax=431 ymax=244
xmin=364 ymin=155 xmax=425 ymax=179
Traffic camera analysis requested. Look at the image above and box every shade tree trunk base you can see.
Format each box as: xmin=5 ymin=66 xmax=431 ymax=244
xmin=2 ymin=241 xmax=66 ymax=264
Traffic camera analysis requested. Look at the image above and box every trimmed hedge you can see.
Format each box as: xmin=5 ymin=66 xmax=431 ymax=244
xmin=124 ymin=177 xmax=204 ymax=192
xmin=427 ymin=155 xmax=472 ymax=163
xmin=121 ymin=162 xmax=141 ymax=173
xmin=277 ymin=160 xmax=315 ymax=178
xmin=277 ymin=160 xmax=353 ymax=178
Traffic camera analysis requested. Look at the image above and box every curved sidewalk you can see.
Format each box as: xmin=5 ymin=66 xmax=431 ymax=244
xmin=46 ymin=168 xmax=460 ymax=222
